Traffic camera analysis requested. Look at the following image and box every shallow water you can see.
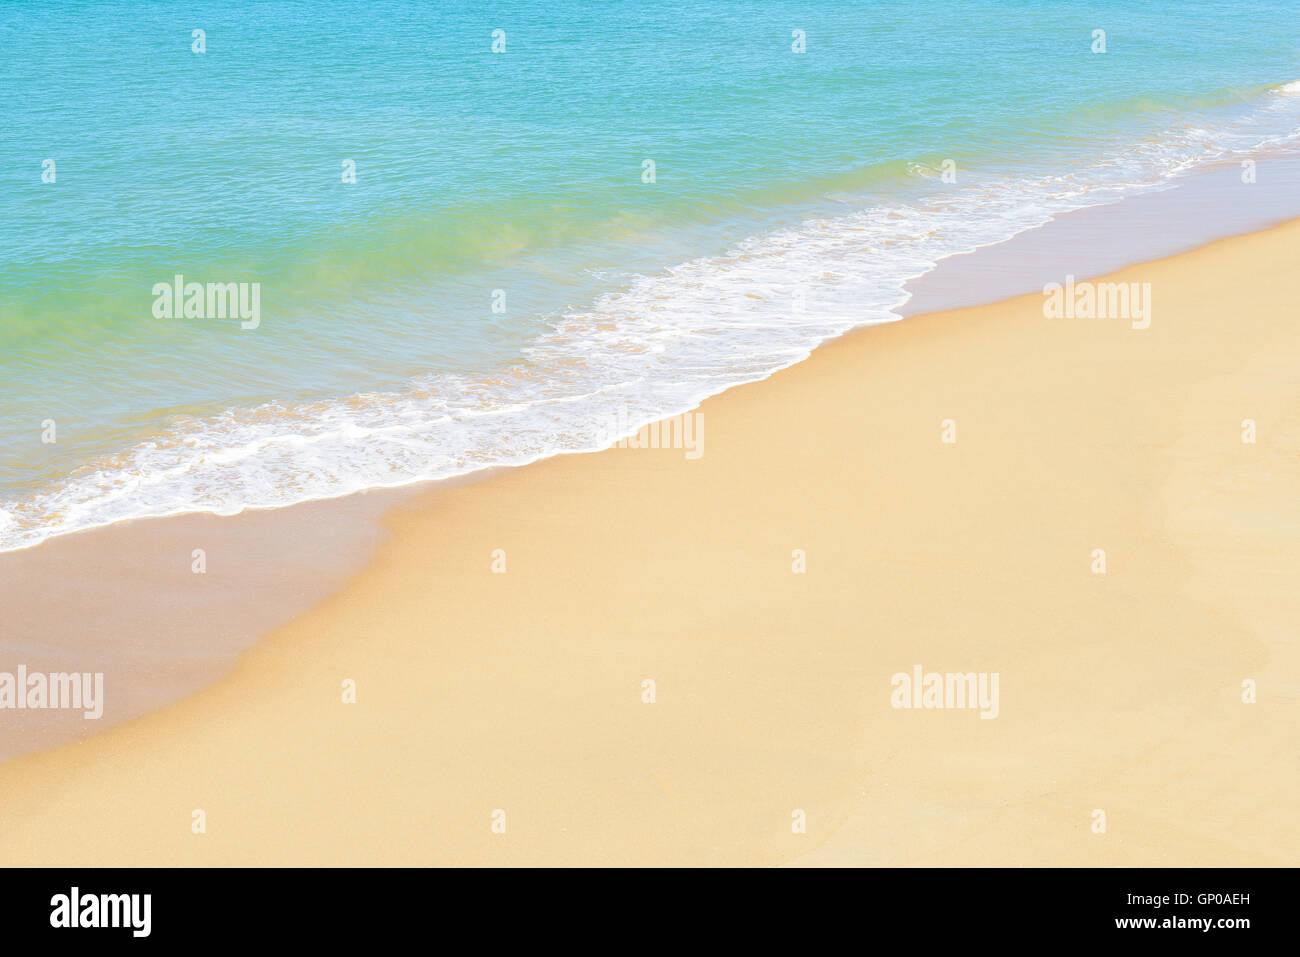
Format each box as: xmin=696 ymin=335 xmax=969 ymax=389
xmin=3 ymin=0 xmax=1300 ymax=550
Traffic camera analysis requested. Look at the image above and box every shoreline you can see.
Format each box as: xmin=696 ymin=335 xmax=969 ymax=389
xmin=8 ymin=135 xmax=1300 ymax=558
xmin=1 ymin=218 xmax=1296 ymax=865
xmin=1 ymin=182 xmax=1296 ymax=760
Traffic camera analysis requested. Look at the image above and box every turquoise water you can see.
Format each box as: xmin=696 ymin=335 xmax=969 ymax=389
xmin=3 ymin=0 xmax=1300 ymax=549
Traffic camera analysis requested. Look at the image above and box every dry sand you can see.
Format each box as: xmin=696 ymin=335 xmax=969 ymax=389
xmin=1 ymin=221 xmax=1296 ymax=866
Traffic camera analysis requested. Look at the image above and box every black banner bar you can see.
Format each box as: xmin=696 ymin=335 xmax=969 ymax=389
xmin=0 ymin=866 xmax=1280 ymax=943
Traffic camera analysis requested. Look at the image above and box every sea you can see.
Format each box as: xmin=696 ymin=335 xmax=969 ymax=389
xmin=3 ymin=0 xmax=1300 ymax=551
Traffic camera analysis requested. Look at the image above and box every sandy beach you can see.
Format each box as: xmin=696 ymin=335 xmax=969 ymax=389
xmin=1 ymin=220 xmax=1296 ymax=867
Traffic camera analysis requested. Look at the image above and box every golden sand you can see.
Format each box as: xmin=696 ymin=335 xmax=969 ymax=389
xmin=1 ymin=222 xmax=1296 ymax=865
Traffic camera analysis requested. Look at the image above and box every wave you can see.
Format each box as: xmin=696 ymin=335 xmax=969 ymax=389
xmin=4 ymin=82 xmax=1300 ymax=552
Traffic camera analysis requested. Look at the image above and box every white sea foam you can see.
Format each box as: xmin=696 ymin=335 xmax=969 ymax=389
xmin=3 ymin=86 xmax=1300 ymax=552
